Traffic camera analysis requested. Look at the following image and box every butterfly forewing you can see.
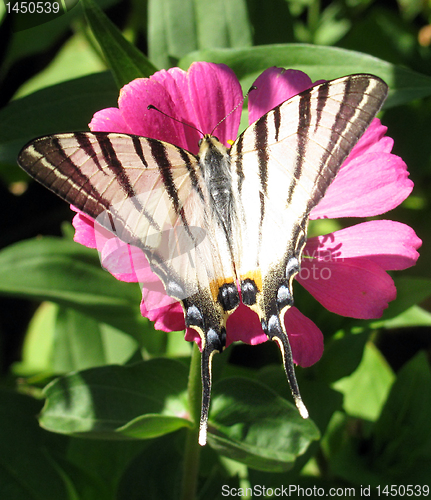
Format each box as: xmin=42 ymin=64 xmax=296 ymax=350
xmin=230 ymin=74 xmax=388 ymax=285
xmin=18 ymin=132 xmax=235 ymax=302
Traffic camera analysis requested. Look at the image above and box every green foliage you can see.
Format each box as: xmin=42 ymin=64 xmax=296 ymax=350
xmin=1 ymin=0 xmax=430 ymax=497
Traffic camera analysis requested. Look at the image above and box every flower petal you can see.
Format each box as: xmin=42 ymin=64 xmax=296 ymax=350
xmin=89 ymin=63 xmax=243 ymax=154
xmin=89 ymin=107 xmax=131 ymax=134
xmin=225 ymin=303 xmax=268 ymax=347
xmin=346 ymin=118 xmax=394 ymax=160
xmin=117 ymin=74 xmax=194 ymax=151
xmin=305 ymin=220 xmax=421 ymax=271
xmin=141 ymin=300 xmax=185 ymax=332
xmin=150 ymin=67 xmax=201 ymax=151
xmin=100 ymin=238 xmax=161 ymax=284
xmin=297 ymin=257 xmax=396 ymax=319
xmin=184 ymin=327 xmax=200 ymax=347
xmin=283 ymin=307 xmax=324 ymax=367
xmin=311 ymin=151 xmax=413 ymax=219
xmin=187 ymin=62 xmax=243 ymax=145
xmin=249 ymin=68 xmax=314 ymax=124
xmin=72 ymin=210 xmax=98 ymax=248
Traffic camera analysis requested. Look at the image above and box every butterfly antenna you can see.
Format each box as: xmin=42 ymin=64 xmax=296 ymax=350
xmin=147 ymin=105 xmax=204 ymax=136
xmin=210 ymin=85 xmax=257 ymax=136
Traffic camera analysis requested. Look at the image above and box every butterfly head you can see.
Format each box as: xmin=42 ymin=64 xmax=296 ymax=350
xmin=198 ymin=134 xmax=228 ymax=161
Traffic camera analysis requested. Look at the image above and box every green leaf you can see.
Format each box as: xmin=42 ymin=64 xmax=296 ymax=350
xmin=82 ymin=0 xmax=157 ymax=88
xmin=0 ymin=72 xmax=117 ymax=167
xmin=65 ymin=438 xmax=148 ymax=496
xmin=333 ymin=342 xmax=395 ymax=421
xmin=246 ymin=0 xmax=294 ymax=46
xmin=116 ymin=434 xmax=186 ymax=500
xmin=372 ymin=352 xmax=431 ymax=480
xmin=256 ymin=364 xmax=343 ymax=435
xmin=12 ymin=301 xmax=57 ymax=375
xmin=51 ymin=307 xmax=138 ymax=372
xmin=316 ymin=331 xmax=369 ymax=384
xmin=3 ymin=3 xmax=81 ymax=65
xmin=118 ymin=414 xmax=192 ymax=439
xmin=207 ymin=377 xmax=320 ymax=472
xmin=371 ymin=277 xmax=431 ymax=326
xmin=0 ymin=237 xmax=147 ymax=342
xmin=40 ymin=359 xmax=192 ymax=438
xmin=12 ymin=303 xmax=138 ymax=375
xmin=380 ymin=305 xmax=431 ymax=329
xmin=14 ymin=31 xmax=107 ymax=99
xmin=179 ymin=44 xmax=431 ymax=108
xmin=330 ymin=352 xmax=431 ymax=485
xmin=0 ymin=390 xmax=72 ymax=500
xmin=148 ymin=0 xmax=252 ymax=69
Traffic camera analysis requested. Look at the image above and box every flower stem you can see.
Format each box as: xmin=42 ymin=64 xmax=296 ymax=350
xmin=180 ymin=342 xmax=202 ymax=500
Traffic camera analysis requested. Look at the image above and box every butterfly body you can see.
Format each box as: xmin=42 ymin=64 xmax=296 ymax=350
xmin=18 ymin=74 xmax=389 ymax=445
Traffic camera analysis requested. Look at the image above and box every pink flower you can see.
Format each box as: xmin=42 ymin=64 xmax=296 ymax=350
xmin=72 ymin=63 xmax=421 ymax=368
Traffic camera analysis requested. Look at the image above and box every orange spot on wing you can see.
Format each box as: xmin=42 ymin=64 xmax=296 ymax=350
xmin=240 ymin=269 xmax=263 ymax=291
xmin=209 ymin=276 xmax=235 ymax=302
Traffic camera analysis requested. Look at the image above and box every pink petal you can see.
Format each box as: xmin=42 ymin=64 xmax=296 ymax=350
xmin=72 ymin=210 xmax=97 ymax=249
xmin=99 ymin=239 xmax=148 ymax=283
xmin=305 ymin=220 xmax=421 ymax=271
xmin=89 ymin=63 xmax=243 ymax=154
xmin=297 ymin=257 xmax=396 ymax=319
xmin=89 ymin=107 xmax=132 ymax=134
xmin=184 ymin=328 xmax=201 ymax=347
xmin=346 ymin=118 xmax=394 ymax=160
xmin=187 ymin=62 xmax=243 ymax=146
xmin=150 ymin=67 xmax=201 ymax=152
xmin=225 ymin=303 xmax=268 ymax=347
xmin=116 ymin=75 xmax=194 ymax=151
xmin=141 ymin=300 xmax=185 ymax=332
xmin=184 ymin=303 xmax=267 ymax=349
xmin=283 ymin=307 xmax=324 ymax=367
xmin=248 ymin=68 xmax=313 ymax=124
xmin=311 ymin=152 xmax=413 ymax=219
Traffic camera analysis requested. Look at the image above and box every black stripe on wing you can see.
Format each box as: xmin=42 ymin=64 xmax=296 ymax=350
xmin=286 ymin=89 xmax=312 ymax=205
xmin=285 ymin=74 xmax=387 ymax=212
xmin=31 ymin=135 xmax=112 ymax=216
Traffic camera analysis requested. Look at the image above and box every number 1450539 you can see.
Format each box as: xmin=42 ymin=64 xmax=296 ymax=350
xmin=5 ymin=2 xmax=60 ymax=14
xmin=377 ymin=485 xmax=429 ymax=497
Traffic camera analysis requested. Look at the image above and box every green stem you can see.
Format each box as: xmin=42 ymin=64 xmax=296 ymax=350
xmin=180 ymin=343 xmax=202 ymax=500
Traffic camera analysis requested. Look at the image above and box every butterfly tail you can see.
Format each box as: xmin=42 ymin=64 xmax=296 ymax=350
xmin=268 ymin=315 xmax=309 ymax=419
xmin=198 ymin=332 xmax=222 ymax=446
xmin=183 ymin=292 xmax=228 ymax=446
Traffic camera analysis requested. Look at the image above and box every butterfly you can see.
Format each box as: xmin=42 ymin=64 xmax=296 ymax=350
xmin=18 ymin=74 xmax=388 ymax=445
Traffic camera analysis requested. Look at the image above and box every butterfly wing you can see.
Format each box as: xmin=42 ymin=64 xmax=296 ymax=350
xmin=229 ymin=74 xmax=388 ymax=413
xmin=18 ymin=132 xmax=238 ymax=444
xmin=17 ymin=73 xmax=389 ymax=446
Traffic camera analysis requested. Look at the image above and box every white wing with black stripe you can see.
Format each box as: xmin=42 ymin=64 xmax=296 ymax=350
xmin=226 ymin=75 xmax=388 ymax=429
xmin=17 ymin=73 xmax=388 ymax=446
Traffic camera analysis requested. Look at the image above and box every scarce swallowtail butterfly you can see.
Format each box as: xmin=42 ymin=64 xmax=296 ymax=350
xmin=18 ymin=74 xmax=388 ymax=445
